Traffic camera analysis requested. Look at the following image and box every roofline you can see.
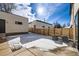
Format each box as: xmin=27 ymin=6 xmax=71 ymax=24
xmin=29 ymin=22 xmax=32 ymax=24
xmin=29 ymin=20 xmax=52 ymax=25
xmin=0 ymin=11 xmax=28 ymax=19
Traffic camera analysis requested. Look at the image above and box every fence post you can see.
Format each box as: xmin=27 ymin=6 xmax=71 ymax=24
xmin=34 ymin=25 xmax=36 ymax=33
xmin=48 ymin=27 xmax=50 ymax=35
xmin=42 ymin=26 xmax=45 ymax=35
xmin=61 ymin=28 xmax=62 ymax=36
xmin=69 ymin=28 xmax=70 ymax=39
xmin=54 ymin=28 xmax=55 ymax=36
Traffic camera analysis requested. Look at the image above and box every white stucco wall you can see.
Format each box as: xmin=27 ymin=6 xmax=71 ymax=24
xmin=70 ymin=3 xmax=79 ymax=42
xmin=0 ymin=11 xmax=28 ymax=33
xmin=74 ymin=3 xmax=79 ymax=16
xmin=70 ymin=3 xmax=79 ymax=27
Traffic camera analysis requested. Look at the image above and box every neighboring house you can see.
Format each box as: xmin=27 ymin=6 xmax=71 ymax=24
xmin=29 ymin=20 xmax=53 ymax=29
xmin=0 ymin=11 xmax=28 ymax=36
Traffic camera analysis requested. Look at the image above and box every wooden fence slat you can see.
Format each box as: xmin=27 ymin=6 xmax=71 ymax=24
xmin=29 ymin=28 xmax=73 ymax=39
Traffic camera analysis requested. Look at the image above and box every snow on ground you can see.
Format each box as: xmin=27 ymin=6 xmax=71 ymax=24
xmin=8 ymin=37 xmax=22 ymax=51
xmin=7 ymin=33 xmax=68 ymax=51
xmin=23 ymin=38 xmax=68 ymax=51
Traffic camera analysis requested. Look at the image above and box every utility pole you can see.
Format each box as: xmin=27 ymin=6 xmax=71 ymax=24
xmin=44 ymin=18 xmax=45 ymax=22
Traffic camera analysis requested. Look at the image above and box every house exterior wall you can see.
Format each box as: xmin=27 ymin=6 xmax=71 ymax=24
xmin=70 ymin=3 xmax=79 ymax=42
xmin=29 ymin=20 xmax=53 ymax=29
xmin=0 ymin=11 xmax=28 ymax=34
xmin=74 ymin=3 xmax=79 ymax=16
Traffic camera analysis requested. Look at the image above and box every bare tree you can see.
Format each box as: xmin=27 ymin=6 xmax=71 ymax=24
xmin=53 ymin=21 xmax=62 ymax=28
xmin=67 ymin=23 xmax=70 ymax=27
xmin=62 ymin=23 xmax=66 ymax=28
xmin=0 ymin=3 xmax=15 ymax=13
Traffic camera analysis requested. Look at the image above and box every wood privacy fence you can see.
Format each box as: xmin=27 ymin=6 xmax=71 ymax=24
xmin=29 ymin=28 xmax=73 ymax=39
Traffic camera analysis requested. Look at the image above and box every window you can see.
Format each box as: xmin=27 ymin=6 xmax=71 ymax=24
xmin=42 ymin=26 xmax=45 ymax=28
xmin=48 ymin=27 xmax=49 ymax=28
xmin=15 ymin=21 xmax=22 ymax=25
xmin=75 ymin=12 xmax=78 ymax=28
xmin=34 ymin=25 xmax=36 ymax=28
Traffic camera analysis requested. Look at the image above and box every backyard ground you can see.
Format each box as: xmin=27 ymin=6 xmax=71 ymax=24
xmin=0 ymin=32 xmax=78 ymax=56
xmin=7 ymin=32 xmax=52 ymax=44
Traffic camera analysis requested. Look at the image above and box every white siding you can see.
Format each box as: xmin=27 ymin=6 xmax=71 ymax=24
xmin=29 ymin=20 xmax=53 ymax=29
xmin=74 ymin=3 xmax=79 ymax=16
xmin=0 ymin=11 xmax=28 ymax=33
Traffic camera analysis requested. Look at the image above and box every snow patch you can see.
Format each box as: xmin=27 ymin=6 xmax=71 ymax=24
xmin=23 ymin=38 xmax=68 ymax=51
xmin=8 ymin=37 xmax=22 ymax=51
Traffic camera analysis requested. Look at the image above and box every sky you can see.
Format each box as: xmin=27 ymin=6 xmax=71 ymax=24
xmin=12 ymin=3 xmax=70 ymax=26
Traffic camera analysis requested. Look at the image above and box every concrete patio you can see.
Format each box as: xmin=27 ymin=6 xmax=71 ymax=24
xmin=7 ymin=32 xmax=52 ymax=44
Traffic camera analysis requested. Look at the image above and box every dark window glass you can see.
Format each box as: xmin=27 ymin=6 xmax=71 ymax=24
xmin=15 ymin=21 xmax=22 ymax=25
xmin=48 ymin=27 xmax=50 ymax=28
xmin=42 ymin=26 xmax=45 ymax=28
xmin=34 ymin=25 xmax=36 ymax=28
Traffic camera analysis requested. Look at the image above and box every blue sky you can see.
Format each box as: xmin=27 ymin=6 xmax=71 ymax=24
xmin=29 ymin=3 xmax=70 ymax=26
xmin=13 ymin=3 xmax=70 ymax=26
